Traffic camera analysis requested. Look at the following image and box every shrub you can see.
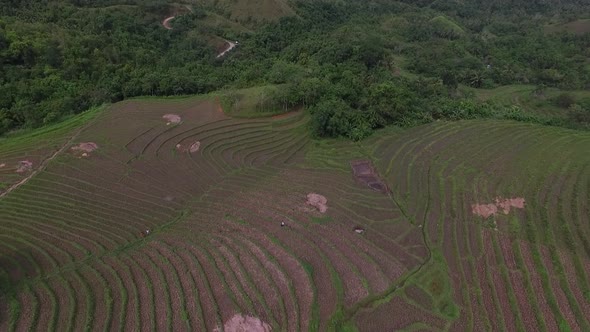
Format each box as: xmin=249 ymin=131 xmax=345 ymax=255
xmin=553 ymin=93 xmax=576 ymax=108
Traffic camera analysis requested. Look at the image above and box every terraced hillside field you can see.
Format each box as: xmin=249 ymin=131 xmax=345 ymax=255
xmin=0 ymin=96 xmax=589 ymax=331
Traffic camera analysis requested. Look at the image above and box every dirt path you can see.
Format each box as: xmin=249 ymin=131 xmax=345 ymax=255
xmin=162 ymin=16 xmax=175 ymax=30
xmin=162 ymin=13 xmax=236 ymax=58
xmin=216 ymin=40 xmax=236 ymax=58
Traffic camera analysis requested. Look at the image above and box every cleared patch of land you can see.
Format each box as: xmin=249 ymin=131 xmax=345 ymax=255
xmin=545 ymin=19 xmax=590 ymax=35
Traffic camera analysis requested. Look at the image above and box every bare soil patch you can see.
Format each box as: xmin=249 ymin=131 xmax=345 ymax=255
xmin=16 ymin=160 xmax=33 ymax=173
xmin=215 ymin=314 xmax=271 ymax=332
xmin=190 ymin=141 xmax=201 ymax=153
xmin=71 ymin=142 xmax=98 ymax=153
xmin=71 ymin=142 xmax=98 ymax=158
xmin=350 ymin=160 xmax=389 ymax=193
xmin=175 ymin=141 xmax=201 ymax=153
xmin=306 ymin=193 xmax=328 ymax=213
xmin=163 ymin=114 xmax=182 ymax=125
xmin=472 ymin=197 xmax=525 ymax=218
xmin=471 ymin=203 xmax=498 ymax=219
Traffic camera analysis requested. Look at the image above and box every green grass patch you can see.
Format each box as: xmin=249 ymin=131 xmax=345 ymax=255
xmin=224 ymin=213 xmax=248 ymax=225
xmin=430 ymin=15 xmax=465 ymax=38
xmin=414 ymin=249 xmax=460 ymax=320
xmin=310 ymin=215 xmax=333 ymax=224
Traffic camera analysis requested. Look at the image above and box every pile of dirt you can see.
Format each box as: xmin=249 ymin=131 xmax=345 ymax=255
xmin=16 ymin=160 xmax=33 ymax=173
xmin=495 ymin=197 xmax=525 ymax=214
xmin=71 ymin=142 xmax=98 ymax=157
xmin=0 ymin=163 xmax=5 ymax=168
xmin=163 ymin=114 xmax=182 ymax=125
xmin=175 ymin=141 xmax=201 ymax=153
xmin=189 ymin=141 xmax=201 ymax=153
xmin=350 ymin=160 xmax=389 ymax=193
xmin=215 ymin=314 xmax=272 ymax=332
xmin=472 ymin=197 xmax=525 ymax=218
xmin=306 ymin=193 xmax=328 ymax=213
xmin=471 ymin=203 xmax=498 ymax=219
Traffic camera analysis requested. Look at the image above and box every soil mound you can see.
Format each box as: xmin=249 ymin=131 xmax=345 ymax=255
xmin=472 ymin=203 xmax=498 ymax=219
xmin=72 ymin=142 xmax=98 ymax=153
xmin=163 ymin=114 xmax=181 ymax=124
xmin=215 ymin=314 xmax=271 ymax=332
xmin=306 ymin=193 xmax=328 ymax=213
xmin=189 ymin=141 xmax=201 ymax=153
xmin=16 ymin=160 xmax=33 ymax=173
xmin=472 ymin=197 xmax=525 ymax=218
xmin=175 ymin=141 xmax=201 ymax=153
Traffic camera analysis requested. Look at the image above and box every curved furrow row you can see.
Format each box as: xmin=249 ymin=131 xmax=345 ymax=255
xmin=212 ymin=236 xmax=280 ymax=326
xmin=221 ymin=234 xmax=290 ymax=329
xmin=119 ymin=254 xmax=156 ymax=331
xmin=141 ymin=244 xmax=189 ymax=331
xmin=88 ymin=260 xmax=127 ymax=332
xmin=150 ymin=241 xmax=205 ymax=331
xmin=170 ymin=241 xmax=224 ymax=331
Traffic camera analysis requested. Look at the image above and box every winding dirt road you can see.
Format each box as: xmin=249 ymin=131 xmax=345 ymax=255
xmin=161 ymin=15 xmax=236 ymax=58
xmin=216 ymin=40 xmax=236 ymax=58
xmin=162 ymin=16 xmax=175 ymax=30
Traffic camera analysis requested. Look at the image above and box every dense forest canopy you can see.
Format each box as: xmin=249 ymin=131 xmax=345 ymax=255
xmin=1 ymin=0 xmax=590 ymax=138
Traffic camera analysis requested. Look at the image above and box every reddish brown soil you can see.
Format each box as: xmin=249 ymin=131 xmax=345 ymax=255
xmin=71 ymin=142 xmax=98 ymax=153
xmin=518 ymin=241 xmax=558 ymax=331
xmin=216 ymin=97 xmax=225 ymax=114
xmin=163 ymin=114 xmax=182 ymax=124
xmin=539 ymin=248 xmax=582 ymax=331
xmin=190 ymin=141 xmax=201 ymax=153
xmin=221 ymin=235 xmax=285 ymax=326
xmin=498 ymin=235 xmax=518 ymax=271
xmin=92 ymin=260 xmax=128 ymax=331
xmin=119 ymin=255 xmax=153 ymax=331
xmin=16 ymin=160 xmax=33 ymax=173
xmin=472 ymin=203 xmax=498 ymax=218
xmin=472 ymin=197 xmax=525 ymax=218
xmin=215 ymin=238 xmax=277 ymax=324
xmin=141 ymin=244 xmax=188 ymax=332
xmin=509 ymin=271 xmax=540 ymax=329
xmin=216 ymin=314 xmax=271 ymax=332
xmin=172 ymin=242 xmax=223 ymax=331
xmin=241 ymin=237 xmax=296 ymax=330
xmin=32 ymin=282 xmax=54 ymax=332
xmin=495 ymin=197 xmax=525 ymax=214
xmin=481 ymin=231 xmax=511 ymax=331
xmin=556 ymin=249 xmax=590 ymax=329
xmin=306 ymin=193 xmax=328 ymax=213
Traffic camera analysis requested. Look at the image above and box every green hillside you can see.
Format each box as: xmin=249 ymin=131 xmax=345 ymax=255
xmin=1 ymin=0 xmax=590 ymax=330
